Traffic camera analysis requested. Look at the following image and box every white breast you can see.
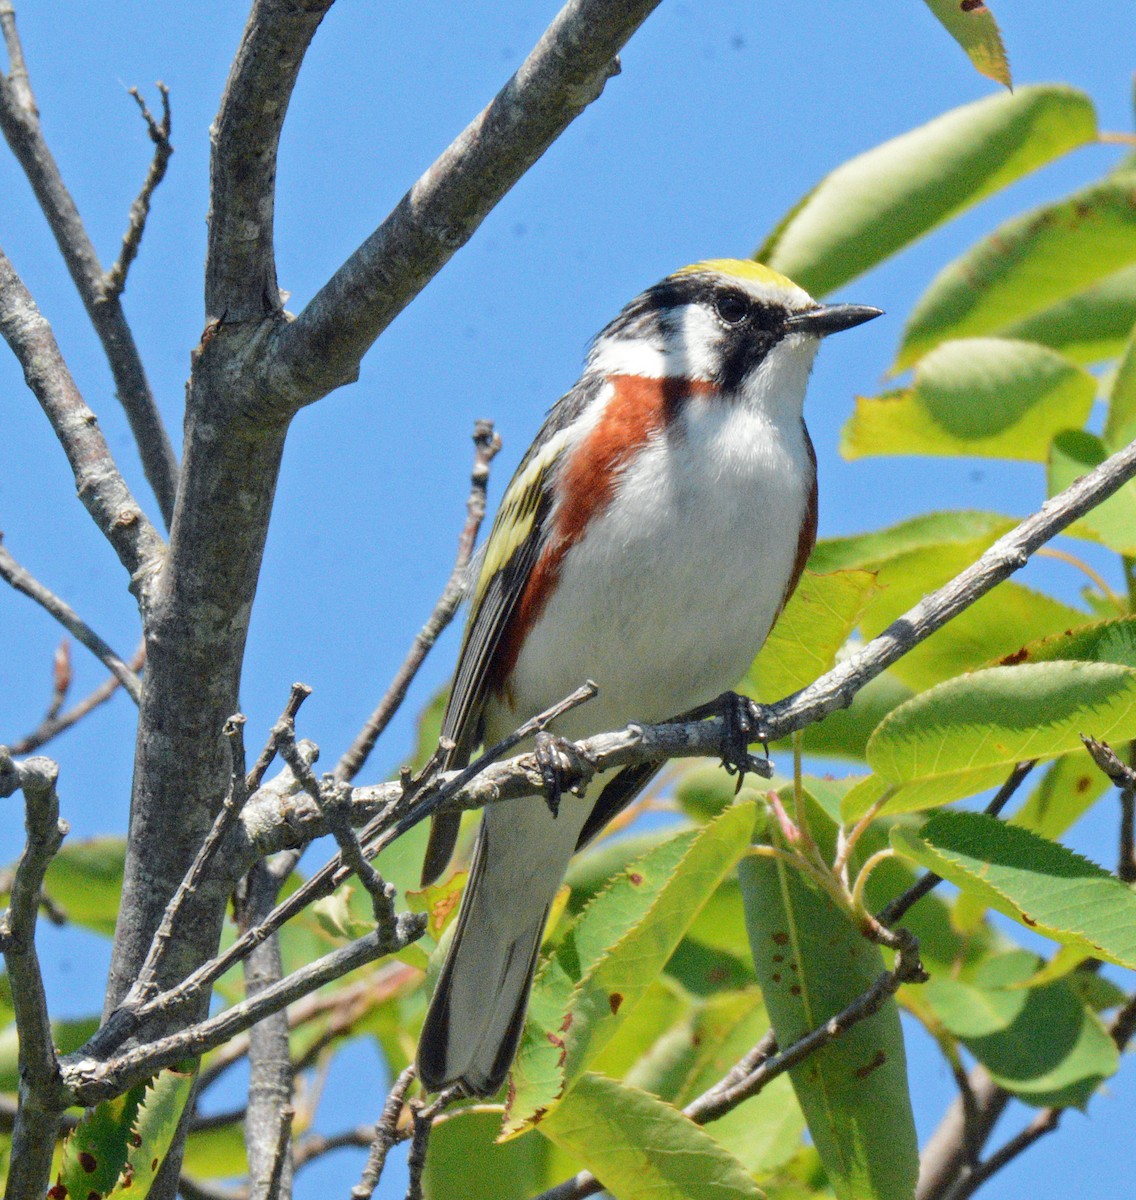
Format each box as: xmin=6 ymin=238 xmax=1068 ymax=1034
xmin=498 ymin=390 xmax=814 ymax=744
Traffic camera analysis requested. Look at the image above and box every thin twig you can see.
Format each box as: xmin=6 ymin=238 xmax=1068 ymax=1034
xmin=45 ymin=639 xmax=71 ymax=720
xmin=336 ymin=420 xmax=501 ymax=783
xmin=351 ymin=1066 xmax=416 ymax=1200
xmin=405 ymin=1088 xmax=461 ymax=1200
xmin=0 ymin=534 xmax=143 ymax=700
xmin=0 ymin=8 xmax=178 ymax=524
xmin=102 ymin=84 xmax=173 ymax=301
xmin=247 ymin=683 xmax=312 ymax=794
xmin=875 ymin=761 xmax=1035 ymax=927
xmin=10 ymin=643 xmax=146 ymax=754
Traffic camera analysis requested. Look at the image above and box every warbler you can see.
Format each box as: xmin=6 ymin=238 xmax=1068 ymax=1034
xmin=416 ymin=259 xmax=880 ymax=1095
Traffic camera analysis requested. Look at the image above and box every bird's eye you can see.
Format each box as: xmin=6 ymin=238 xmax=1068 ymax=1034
xmin=714 ymin=294 xmax=749 ymax=325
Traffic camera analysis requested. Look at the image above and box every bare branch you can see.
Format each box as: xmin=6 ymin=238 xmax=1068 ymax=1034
xmin=350 ymin=1066 xmax=416 ymax=1200
xmin=0 ymin=533 xmax=143 ymax=700
xmin=0 ymin=247 xmax=166 ymax=600
xmin=269 ymin=0 xmax=664 ymax=406
xmin=205 ymin=0 xmax=334 ymax=321
xmin=916 ymin=1069 xmax=1011 ymax=1200
xmin=0 ymin=747 xmax=68 ymax=1197
xmin=10 ymin=642 xmax=145 ymax=755
xmin=249 ymin=1102 xmax=293 ymax=1200
xmin=0 ymin=6 xmax=178 ymax=524
xmin=66 ymin=921 xmax=424 ymax=1105
xmin=102 ymin=84 xmax=173 ymax=302
xmin=336 ymin=419 xmax=501 ymax=783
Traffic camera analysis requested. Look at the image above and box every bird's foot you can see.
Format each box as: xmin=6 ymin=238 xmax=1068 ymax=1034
xmin=534 ymin=731 xmax=595 ymax=818
xmin=715 ymin=691 xmax=774 ymax=793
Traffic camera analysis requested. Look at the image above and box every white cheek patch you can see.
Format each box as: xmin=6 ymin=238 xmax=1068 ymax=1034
xmin=588 ymin=305 xmax=725 ymax=381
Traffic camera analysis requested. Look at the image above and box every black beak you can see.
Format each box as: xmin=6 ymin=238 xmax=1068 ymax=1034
xmin=785 ymin=304 xmax=883 ymax=337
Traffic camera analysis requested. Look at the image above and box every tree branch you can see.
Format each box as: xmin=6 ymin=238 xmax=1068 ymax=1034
xmin=0 ymin=533 xmax=143 ymax=701
xmin=0 ymin=747 xmax=68 ymax=1199
xmin=269 ymin=0 xmax=663 ymax=407
xmin=205 ymin=0 xmax=333 ymax=322
xmin=0 ymin=246 xmax=166 ymax=602
xmin=349 ymin=1066 xmax=416 ymax=1200
xmin=103 ymin=83 xmax=173 ymax=302
xmin=0 ymin=3 xmax=178 ymax=524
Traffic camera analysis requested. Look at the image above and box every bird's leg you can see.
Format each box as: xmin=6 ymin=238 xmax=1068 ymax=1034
xmin=706 ymin=691 xmax=775 ymax=793
xmin=534 ymin=731 xmax=595 ymax=818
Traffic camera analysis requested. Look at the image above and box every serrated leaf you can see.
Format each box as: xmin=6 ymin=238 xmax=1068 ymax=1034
xmin=993 ymin=616 xmax=1136 ymax=669
xmin=538 ymin=1072 xmax=762 ymax=1200
xmin=844 ymin=338 xmax=1095 ymax=462
xmin=746 ymin=568 xmax=878 ymax=700
xmin=758 ymin=85 xmax=1093 ymax=295
xmin=1048 ymin=430 xmax=1136 ymax=556
xmin=1010 ymin=754 xmax=1109 ymax=840
xmin=739 ymin=844 xmax=918 ymax=1200
xmin=868 ymin=661 xmax=1136 ymax=784
xmin=1002 ymin=263 xmax=1136 ymax=364
xmin=506 ymin=805 xmax=756 ymax=1134
xmin=921 ymin=0 xmax=1010 ymax=87
xmin=898 ymin=173 xmax=1136 ymax=368
xmin=922 ymin=970 xmax=1117 ymax=1108
xmin=1105 ymin=324 xmax=1136 ymax=447
xmin=891 ymin=811 xmax=1136 ymax=967
xmin=110 ymin=1065 xmax=195 ymax=1199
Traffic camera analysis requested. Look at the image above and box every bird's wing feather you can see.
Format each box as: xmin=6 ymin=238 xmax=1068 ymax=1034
xmin=421 ymin=375 xmax=603 ymax=885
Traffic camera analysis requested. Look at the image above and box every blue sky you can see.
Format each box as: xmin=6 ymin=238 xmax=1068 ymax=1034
xmin=1 ymin=2 xmax=1134 ymax=1196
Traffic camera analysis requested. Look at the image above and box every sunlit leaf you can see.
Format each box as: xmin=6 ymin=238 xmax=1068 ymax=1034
xmin=758 ymin=86 xmax=1092 ymax=294
xmin=898 ymin=173 xmax=1136 ymax=369
xmin=1010 ymin=754 xmax=1109 ymax=840
xmin=39 ymin=838 xmax=125 ymax=938
xmin=1048 ymin=430 xmax=1136 ymax=556
xmin=424 ymin=1111 xmax=553 ymax=1200
xmin=921 ymin=0 xmax=1010 ymax=87
xmin=843 ymin=339 xmax=1095 ymax=462
xmin=891 ymin=811 xmax=1136 ymax=967
xmin=1105 ymin=324 xmax=1136 ymax=447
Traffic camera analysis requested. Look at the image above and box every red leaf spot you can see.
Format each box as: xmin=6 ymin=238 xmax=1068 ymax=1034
xmin=151 ymin=1160 xmax=159 ymax=1172
xmin=79 ymin=1153 xmax=98 ymax=1174
xmin=771 ymin=954 xmax=784 ymax=963
xmin=790 ymin=984 xmax=802 ymax=996
xmin=87 ymin=1192 xmax=101 ymax=1200
xmin=48 ymin=1186 xmax=68 ymax=1200
xmin=546 ymin=1031 xmax=564 ymax=1048
xmin=628 ymin=872 xmax=643 ymax=885
xmin=789 ymin=961 xmax=799 ymax=972
xmin=999 ymin=647 xmax=1029 ymax=666
xmin=959 ymin=0 xmax=986 ymax=11
xmin=128 ymin=1133 xmax=142 ymax=1148
xmin=771 ymin=931 xmax=789 ymax=946
xmin=1076 ymin=775 xmax=1092 ymax=793
xmin=1021 ymin=912 xmax=1037 ymax=927
xmin=707 ymin=964 xmax=729 ymax=984
xmin=854 ymin=1049 xmax=888 ymax=1079
xmin=608 ymin=992 xmax=623 ymax=1015
xmin=559 ymin=1012 xmax=574 ymax=1033
xmin=771 ymin=972 xmax=782 ymax=984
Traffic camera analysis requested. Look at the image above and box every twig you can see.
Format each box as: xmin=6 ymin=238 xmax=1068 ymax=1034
xmin=0 ymin=747 xmax=69 ymax=1198
xmin=270 ymin=0 xmax=664 ymax=407
xmin=124 ymin=684 xmax=595 ymax=1040
xmin=875 ymin=761 xmax=1035 ymax=927
xmin=405 ymin=1088 xmax=461 ymax=1200
xmin=336 ymin=420 xmax=501 ymax=783
xmin=65 ymin=922 xmax=423 ymax=1105
xmin=350 ymin=1066 xmax=416 ymax=1200
xmin=10 ymin=642 xmax=146 ymax=754
xmin=250 ymin=1104 xmax=293 ymax=1200
xmin=46 ymin=639 xmax=71 ymax=720
xmin=0 ymin=7 xmax=178 ymax=524
xmin=0 ymin=247 xmax=166 ymax=599
xmin=247 ymin=683 xmax=312 ymax=793
xmin=102 ymin=84 xmax=173 ymax=301
xmin=1081 ymin=736 xmax=1136 ymax=882
xmin=0 ymin=533 xmax=143 ymax=700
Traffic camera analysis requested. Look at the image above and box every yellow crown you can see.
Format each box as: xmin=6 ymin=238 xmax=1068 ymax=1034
xmin=675 ymin=258 xmax=798 ymax=291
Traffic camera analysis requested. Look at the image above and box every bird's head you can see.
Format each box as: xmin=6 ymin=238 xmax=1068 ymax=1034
xmin=587 ymin=258 xmax=881 ymax=420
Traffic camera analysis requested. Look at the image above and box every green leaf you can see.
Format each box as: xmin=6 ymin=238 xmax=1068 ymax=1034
xmin=564 ymin=829 xmax=676 ymax=903
xmin=0 ymin=1015 xmax=97 ymax=1094
xmin=1001 ymin=263 xmax=1136 ymax=364
xmin=809 ymin=511 xmax=1014 ymax=573
xmin=538 ymin=1072 xmax=762 ymax=1200
xmin=1010 ymin=754 xmax=1109 ymax=840
xmin=40 ymin=839 xmax=125 ymax=937
xmin=424 ymin=1111 xmax=554 ymax=1200
xmin=1105 ymin=324 xmax=1136 ymax=447
xmin=590 ymin=978 xmax=692 ymax=1082
xmin=182 ymin=1122 xmax=248 ymax=1179
xmin=921 ymin=0 xmax=1010 ymax=87
xmin=898 ymin=173 xmax=1136 ymax=368
xmin=58 ymin=1066 xmax=194 ymax=1200
xmin=841 ymin=764 xmax=1011 ymax=820
xmin=746 ymin=569 xmax=878 ymax=700
xmin=1048 ymin=430 xmax=1136 ymax=556
xmin=891 ymin=811 xmax=1136 ymax=967
xmin=506 ymin=805 xmax=756 ymax=1135
xmin=923 ymin=970 xmax=1118 ymax=1107
xmin=868 ymin=661 xmax=1136 ymax=784
xmin=843 ymin=339 xmax=1095 ymax=461
xmin=757 ymin=85 xmax=1092 ymax=295
xmin=799 ymin=671 xmax=914 ymax=763
xmin=739 ymin=847 xmax=918 ymax=1200
xmin=993 ymin=615 xmax=1136 ymax=669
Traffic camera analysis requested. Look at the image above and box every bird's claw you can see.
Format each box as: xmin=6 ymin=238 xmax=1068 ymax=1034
xmin=717 ymin=692 xmax=774 ymax=793
xmin=534 ymin=731 xmax=594 ymax=818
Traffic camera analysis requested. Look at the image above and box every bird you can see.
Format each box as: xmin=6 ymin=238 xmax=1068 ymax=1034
xmin=415 ymin=258 xmax=881 ymax=1096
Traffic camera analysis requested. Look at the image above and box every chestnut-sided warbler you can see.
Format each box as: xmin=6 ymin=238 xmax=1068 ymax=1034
xmin=416 ymin=259 xmax=880 ymax=1095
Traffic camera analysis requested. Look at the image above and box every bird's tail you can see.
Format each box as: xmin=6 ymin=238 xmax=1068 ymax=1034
xmin=417 ymin=816 xmax=559 ymax=1099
